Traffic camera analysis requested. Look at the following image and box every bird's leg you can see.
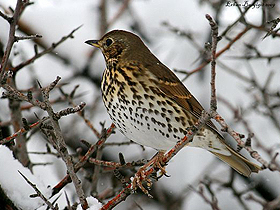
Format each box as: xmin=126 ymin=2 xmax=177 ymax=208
xmin=132 ymin=151 xmax=166 ymax=197
xmin=151 ymin=150 xmax=167 ymax=176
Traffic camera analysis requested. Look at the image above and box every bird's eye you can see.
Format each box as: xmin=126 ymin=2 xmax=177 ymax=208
xmin=105 ymin=38 xmax=113 ymax=46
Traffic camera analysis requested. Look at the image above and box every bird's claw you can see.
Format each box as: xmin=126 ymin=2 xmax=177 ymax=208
xmin=131 ymin=151 xmax=168 ymax=197
xmin=132 ymin=167 xmax=153 ymax=198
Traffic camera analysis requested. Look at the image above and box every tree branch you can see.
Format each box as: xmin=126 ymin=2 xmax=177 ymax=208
xmin=11 ymin=25 xmax=82 ymax=72
xmin=0 ymin=0 xmax=35 ymax=83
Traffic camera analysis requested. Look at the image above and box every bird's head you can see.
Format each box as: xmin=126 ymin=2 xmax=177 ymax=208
xmin=85 ymin=30 xmax=150 ymax=62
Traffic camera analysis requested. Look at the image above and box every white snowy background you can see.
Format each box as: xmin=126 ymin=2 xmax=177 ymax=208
xmin=0 ymin=0 xmax=280 ymax=209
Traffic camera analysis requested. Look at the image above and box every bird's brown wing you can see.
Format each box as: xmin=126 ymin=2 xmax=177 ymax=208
xmin=148 ymin=61 xmax=218 ymax=131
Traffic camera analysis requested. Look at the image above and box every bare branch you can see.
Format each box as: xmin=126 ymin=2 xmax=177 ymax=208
xmin=12 ymin=25 xmax=82 ymax=72
xmin=54 ymin=102 xmax=86 ymax=120
xmin=0 ymin=117 xmax=49 ymax=145
xmin=51 ymin=123 xmax=115 ymax=197
xmin=189 ymin=184 xmax=221 ymax=210
xmin=14 ymin=34 xmax=42 ymax=41
xmin=108 ymin=0 xmax=131 ymax=26
xmin=0 ymin=10 xmax=12 ymax=22
xmin=39 ymin=76 xmax=88 ymax=209
xmin=205 ymin=14 xmax=219 ymax=111
xmin=0 ymin=0 xmax=30 ymax=83
xmin=263 ymin=17 xmax=280 ymax=39
xmin=184 ymin=27 xmax=250 ymax=79
xmin=18 ymin=171 xmax=57 ymax=210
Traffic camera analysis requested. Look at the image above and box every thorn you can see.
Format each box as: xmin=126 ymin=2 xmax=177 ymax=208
xmin=36 ymin=80 xmax=42 ymax=88
xmin=119 ymin=152 xmax=126 ymax=165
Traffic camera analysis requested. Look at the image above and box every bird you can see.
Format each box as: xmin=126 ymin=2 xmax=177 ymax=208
xmin=85 ymin=30 xmax=261 ymax=178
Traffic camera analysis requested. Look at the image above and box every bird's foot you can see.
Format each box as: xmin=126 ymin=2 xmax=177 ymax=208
xmin=132 ymin=166 xmax=153 ymax=197
xmin=152 ymin=151 xmax=168 ymax=177
xmin=132 ymin=151 xmax=167 ymax=197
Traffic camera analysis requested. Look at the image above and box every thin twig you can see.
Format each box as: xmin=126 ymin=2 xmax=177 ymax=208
xmin=0 ymin=10 xmax=12 ymax=22
xmin=59 ymin=85 xmax=101 ymax=138
xmin=51 ymin=123 xmax=115 ymax=197
xmin=205 ymin=14 xmax=219 ymax=111
xmin=185 ymin=27 xmax=250 ymax=79
xmin=0 ymin=0 xmax=28 ymax=83
xmin=14 ymin=34 xmax=42 ymax=41
xmin=108 ymin=0 xmax=131 ymax=26
xmin=12 ymin=25 xmax=82 ymax=72
xmin=40 ymin=76 xmax=88 ymax=209
xmin=0 ymin=117 xmax=49 ymax=145
xmin=18 ymin=170 xmax=57 ymax=210
xmin=88 ymin=157 xmax=145 ymax=170
xmin=189 ymin=184 xmax=221 ymax=210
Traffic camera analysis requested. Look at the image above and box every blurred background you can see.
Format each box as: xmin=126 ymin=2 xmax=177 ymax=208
xmin=0 ymin=0 xmax=280 ymax=209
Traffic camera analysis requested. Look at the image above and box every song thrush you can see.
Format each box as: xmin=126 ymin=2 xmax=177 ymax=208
xmin=85 ymin=30 xmax=261 ymax=177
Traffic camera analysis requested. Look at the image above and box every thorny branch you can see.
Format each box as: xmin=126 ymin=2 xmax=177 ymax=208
xmin=0 ymin=0 xmax=40 ymax=83
xmin=18 ymin=171 xmax=57 ymax=210
xmin=1 ymin=73 xmax=88 ymax=208
xmin=183 ymin=27 xmax=250 ymax=79
xmin=59 ymin=86 xmax=102 ymax=138
xmin=189 ymin=184 xmax=221 ymax=210
xmin=0 ymin=117 xmax=49 ymax=145
xmin=205 ymin=14 xmax=219 ymax=111
xmin=38 ymin=76 xmax=88 ymax=209
xmin=1 ymin=1 xmax=280 ymax=209
xmin=51 ymin=123 xmax=115 ymax=197
xmin=246 ymin=193 xmax=280 ymax=210
xmin=11 ymin=25 xmax=82 ymax=72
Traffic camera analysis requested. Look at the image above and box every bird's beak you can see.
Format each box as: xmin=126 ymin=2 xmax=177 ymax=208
xmin=85 ymin=40 xmax=100 ymax=48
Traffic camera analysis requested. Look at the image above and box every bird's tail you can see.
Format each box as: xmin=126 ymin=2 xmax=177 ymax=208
xmin=211 ymin=144 xmax=262 ymax=177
